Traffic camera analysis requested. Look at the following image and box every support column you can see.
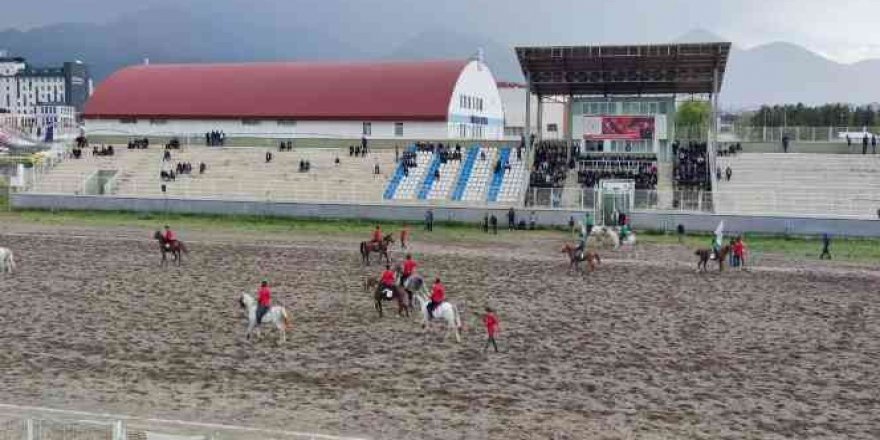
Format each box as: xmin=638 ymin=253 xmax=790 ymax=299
xmin=536 ymin=94 xmax=544 ymax=145
xmin=708 ymin=66 xmax=720 ymax=212
xmin=565 ymin=95 xmax=573 ymax=162
xmin=524 ymin=74 xmax=532 ymax=148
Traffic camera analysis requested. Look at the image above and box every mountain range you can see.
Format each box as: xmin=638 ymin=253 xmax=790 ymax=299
xmin=0 ymin=9 xmax=877 ymax=108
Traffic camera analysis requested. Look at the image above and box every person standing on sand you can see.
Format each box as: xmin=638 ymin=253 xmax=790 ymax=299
xmin=483 ymin=307 xmax=500 ymax=353
xmin=820 ymin=233 xmax=832 ymax=260
xmin=400 ymin=224 xmax=410 ymax=249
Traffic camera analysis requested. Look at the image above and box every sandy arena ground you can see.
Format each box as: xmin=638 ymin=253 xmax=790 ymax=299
xmin=0 ymin=226 xmax=878 ymax=439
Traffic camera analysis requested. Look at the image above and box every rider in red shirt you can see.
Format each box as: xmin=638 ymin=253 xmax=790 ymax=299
xmin=483 ymin=307 xmax=500 ymax=353
xmin=256 ymin=279 xmax=271 ymax=325
xmin=372 ymin=225 xmax=383 ymax=245
xmin=163 ymin=225 xmax=177 ymax=249
xmin=378 ymin=264 xmax=396 ymax=299
xmin=733 ymin=236 xmax=746 ymax=268
xmin=381 ymin=265 xmax=396 ymax=287
xmin=401 ymin=254 xmax=417 ymax=286
xmin=426 ymin=278 xmax=445 ymax=320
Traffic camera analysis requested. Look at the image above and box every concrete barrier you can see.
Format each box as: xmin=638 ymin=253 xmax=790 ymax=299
xmin=11 ymin=193 xmax=880 ymax=237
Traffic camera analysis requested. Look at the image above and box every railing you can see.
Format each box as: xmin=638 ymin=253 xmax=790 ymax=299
xmin=523 ymin=188 xmax=714 ymax=212
xmin=731 ymin=125 xmax=880 ymax=143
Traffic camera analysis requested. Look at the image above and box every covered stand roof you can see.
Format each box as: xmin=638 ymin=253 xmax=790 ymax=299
xmin=515 ymin=43 xmax=731 ymax=96
xmin=84 ymin=60 xmax=469 ymax=121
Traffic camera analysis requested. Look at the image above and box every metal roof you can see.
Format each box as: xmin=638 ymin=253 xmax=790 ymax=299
xmin=515 ymin=43 xmax=731 ymax=96
xmin=84 ymin=60 xmax=470 ymax=121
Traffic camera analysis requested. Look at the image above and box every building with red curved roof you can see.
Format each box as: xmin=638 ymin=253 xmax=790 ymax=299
xmin=84 ymin=59 xmax=504 ymax=141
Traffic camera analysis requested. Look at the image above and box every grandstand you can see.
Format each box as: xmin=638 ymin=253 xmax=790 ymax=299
xmin=715 ymin=153 xmax=880 ymax=218
xmin=32 ymin=146 xmax=397 ymax=202
xmin=456 ymin=146 xmax=497 ymax=202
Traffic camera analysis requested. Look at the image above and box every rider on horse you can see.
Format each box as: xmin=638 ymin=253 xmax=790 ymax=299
xmin=401 ymin=254 xmax=417 ymax=287
xmin=379 ymin=264 xmax=396 ymax=298
xmin=619 ymin=223 xmax=631 ymax=242
xmin=256 ymin=279 xmax=272 ymax=325
xmin=163 ymin=225 xmax=177 ymax=250
xmin=574 ymin=224 xmax=588 ymax=260
xmin=426 ymin=277 xmax=445 ymax=320
xmin=371 ymin=225 xmax=383 ymax=248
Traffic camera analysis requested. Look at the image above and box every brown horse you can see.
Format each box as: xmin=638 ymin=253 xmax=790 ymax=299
xmin=364 ymin=276 xmax=411 ymax=318
xmin=561 ymin=243 xmax=601 ymax=273
xmin=153 ymin=231 xmax=188 ymax=266
xmin=360 ymin=234 xmax=394 ymax=265
xmin=696 ymin=245 xmax=731 ymax=272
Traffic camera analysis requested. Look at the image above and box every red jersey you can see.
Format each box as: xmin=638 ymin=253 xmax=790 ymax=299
xmin=484 ymin=313 xmax=499 ymax=336
xmin=257 ymin=286 xmax=271 ymax=307
xmin=164 ymin=230 xmax=176 ymax=242
xmin=733 ymin=241 xmax=745 ymax=257
xmin=403 ymin=259 xmax=417 ymax=276
xmin=381 ymin=270 xmax=396 ymax=286
xmin=372 ymin=229 xmax=383 ymax=242
xmin=431 ymin=283 xmax=446 ymax=302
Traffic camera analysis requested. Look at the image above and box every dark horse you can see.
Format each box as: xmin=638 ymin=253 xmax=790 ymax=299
xmin=696 ymin=245 xmax=731 ymax=272
xmin=360 ymin=234 xmax=394 ymax=265
xmin=561 ymin=243 xmax=601 ymax=273
xmin=153 ymin=231 xmax=189 ymax=266
xmin=364 ymin=276 xmax=411 ymax=318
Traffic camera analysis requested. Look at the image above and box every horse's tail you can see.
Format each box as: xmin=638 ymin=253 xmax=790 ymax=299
xmin=179 ymin=242 xmax=189 ymax=254
xmin=360 ymin=241 xmax=367 ymax=257
xmin=281 ymin=307 xmax=292 ymax=330
xmin=6 ymin=252 xmax=15 ymax=273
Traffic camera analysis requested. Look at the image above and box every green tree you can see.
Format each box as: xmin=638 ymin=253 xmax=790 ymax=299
xmin=676 ymin=100 xmax=711 ymax=127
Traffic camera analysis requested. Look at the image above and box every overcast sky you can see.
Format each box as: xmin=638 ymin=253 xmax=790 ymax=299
xmin=3 ymin=0 xmax=879 ymax=63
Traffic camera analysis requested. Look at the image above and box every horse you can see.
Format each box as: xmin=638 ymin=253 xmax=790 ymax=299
xmin=0 ymin=247 xmax=16 ymax=274
xmin=239 ymin=292 xmax=292 ymax=343
xmin=360 ymin=233 xmax=394 ymax=265
xmin=561 ymin=243 xmax=601 ymax=273
xmin=414 ymin=291 xmax=462 ymax=343
xmin=153 ymin=231 xmax=188 ymax=266
xmin=586 ymin=226 xmax=620 ymax=250
xmin=364 ymin=276 xmax=411 ymax=318
xmin=696 ymin=245 xmax=731 ymax=272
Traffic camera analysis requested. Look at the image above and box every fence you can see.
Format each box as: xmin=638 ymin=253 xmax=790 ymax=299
xmin=523 ymin=187 xmax=714 ymax=212
xmin=731 ymin=126 xmax=880 ymax=143
xmin=0 ymin=406 xmax=371 ymax=440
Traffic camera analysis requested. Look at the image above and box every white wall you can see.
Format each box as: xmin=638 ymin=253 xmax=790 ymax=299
xmin=499 ymin=85 xmax=565 ymax=140
xmin=447 ymin=60 xmax=505 ymax=140
xmin=84 ymin=118 xmax=450 ymax=140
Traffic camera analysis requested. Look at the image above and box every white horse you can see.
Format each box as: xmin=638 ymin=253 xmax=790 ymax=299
xmin=239 ymin=292 xmax=292 ymax=343
xmin=586 ymin=226 xmax=620 ymax=249
xmin=414 ymin=292 xmax=462 ymax=343
xmin=0 ymin=247 xmax=15 ymax=274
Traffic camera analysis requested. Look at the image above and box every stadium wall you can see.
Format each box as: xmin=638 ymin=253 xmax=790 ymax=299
xmin=12 ymin=193 xmax=880 ymax=237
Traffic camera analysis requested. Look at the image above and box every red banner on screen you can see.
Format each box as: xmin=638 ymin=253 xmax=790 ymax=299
xmin=585 ymin=116 xmax=655 ymax=140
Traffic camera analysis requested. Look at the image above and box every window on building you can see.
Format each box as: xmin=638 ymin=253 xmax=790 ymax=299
xmin=362 ymin=122 xmax=372 ymax=136
xmin=547 ymin=123 xmax=558 ymax=133
xmin=276 ymin=120 xmax=297 ymax=126
xmin=459 ymin=123 xmax=467 ymax=138
xmin=394 ymin=122 xmax=404 ymax=137
xmin=119 ymin=118 xmax=137 ymax=124
xmin=241 ymin=119 xmax=261 ymax=125
xmin=149 ymin=119 xmax=167 ymax=125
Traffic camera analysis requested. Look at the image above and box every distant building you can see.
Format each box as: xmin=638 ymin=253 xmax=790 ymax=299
xmin=0 ymin=54 xmax=92 ymax=114
xmin=498 ymin=82 xmax=565 ymax=140
xmin=84 ymin=59 xmax=505 ymax=141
